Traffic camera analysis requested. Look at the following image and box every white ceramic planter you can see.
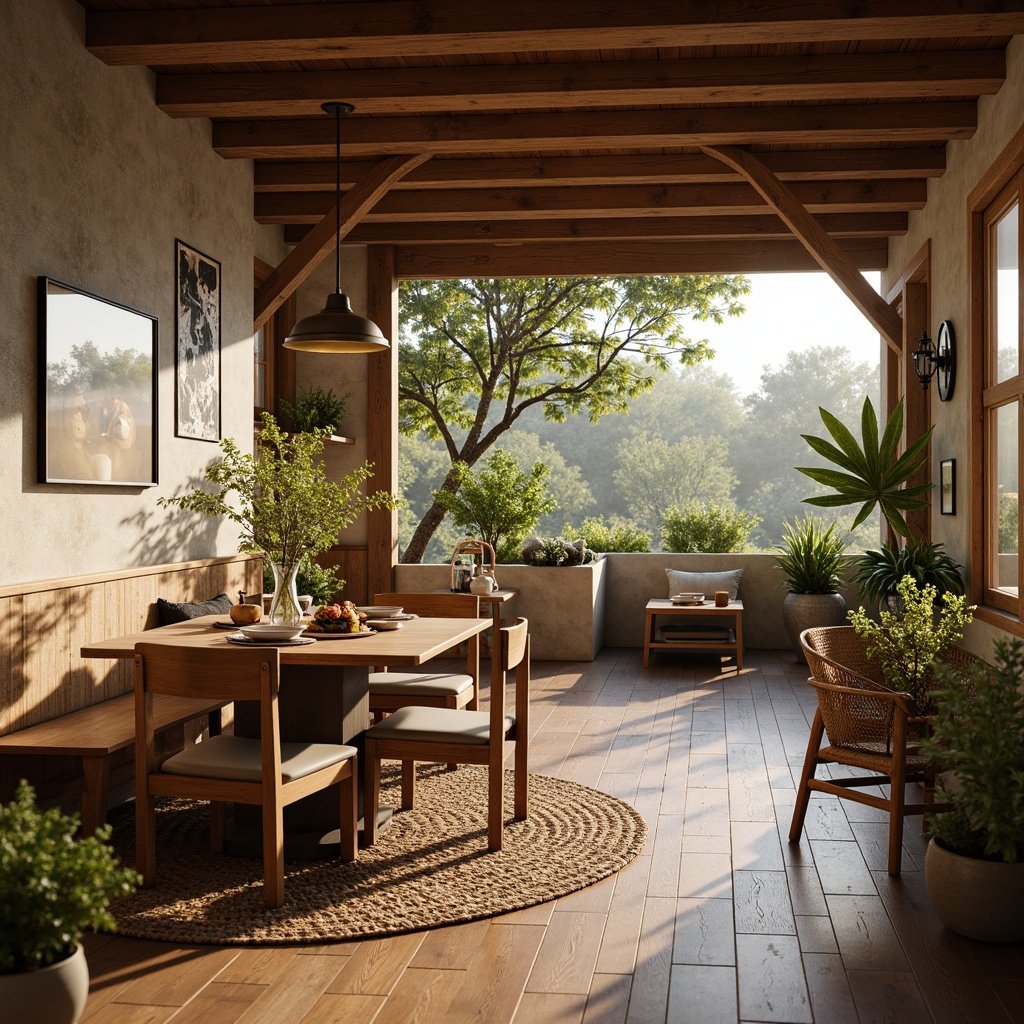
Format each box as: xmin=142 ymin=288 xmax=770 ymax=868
xmin=0 ymin=943 xmax=89 ymax=1024
xmin=924 ymin=838 xmax=1024 ymax=943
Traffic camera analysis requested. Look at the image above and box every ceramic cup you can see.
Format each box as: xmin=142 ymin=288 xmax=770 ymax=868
xmin=714 ymin=591 xmax=729 ymax=607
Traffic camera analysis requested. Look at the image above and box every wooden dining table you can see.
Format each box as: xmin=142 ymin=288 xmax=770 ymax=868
xmin=81 ymin=612 xmax=492 ymax=857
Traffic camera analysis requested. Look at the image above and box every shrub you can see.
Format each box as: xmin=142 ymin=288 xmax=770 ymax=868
xmin=521 ymin=536 xmax=593 ymax=566
xmin=564 ymin=516 xmax=651 ymax=553
xmin=660 ymin=501 xmax=760 ymax=553
xmin=775 ymin=514 xmax=846 ymax=594
xmin=0 ymin=781 xmax=139 ymax=974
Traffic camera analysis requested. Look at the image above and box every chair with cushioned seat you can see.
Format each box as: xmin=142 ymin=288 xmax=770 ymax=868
xmin=367 ymin=592 xmax=482 ymax=722
xmin=134 ymin=641 xmax=358 ymax=908
xmin=363 ymin=616 xmax=530 ymax=852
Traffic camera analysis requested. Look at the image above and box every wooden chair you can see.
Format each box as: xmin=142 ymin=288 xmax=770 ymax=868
xmin=363 ymin=616 xmax=530 ymax=852
xmin=134 ymin=642 xmax=358 ymax=908
xmin=789 ymin=625 xmax=982 ymax=875
xmin=367 ymin=592 xmax=482 ymax=721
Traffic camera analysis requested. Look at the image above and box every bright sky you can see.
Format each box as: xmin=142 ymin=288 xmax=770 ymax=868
xmin=684 ymin=271 xmax=883 ymax=397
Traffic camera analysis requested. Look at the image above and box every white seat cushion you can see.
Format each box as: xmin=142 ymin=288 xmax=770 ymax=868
xmin=365 ymin=705 xmax=514 ymax=745
xmin=161 ymin=734 xmax=357 ymax=783
xmin=368 ymin=671 xmax=474 ymax=697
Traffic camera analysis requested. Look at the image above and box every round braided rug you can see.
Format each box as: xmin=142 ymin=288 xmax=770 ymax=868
xmin=108 ymin=766 xmax=647 ymax=945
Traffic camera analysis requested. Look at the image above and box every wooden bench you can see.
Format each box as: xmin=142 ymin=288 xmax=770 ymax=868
xmin=0 ymin=692 xmax=225 ymax=835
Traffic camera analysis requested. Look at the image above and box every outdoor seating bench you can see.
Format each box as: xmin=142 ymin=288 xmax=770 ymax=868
xmin=0 ymin=691 xmax=224 ymax=835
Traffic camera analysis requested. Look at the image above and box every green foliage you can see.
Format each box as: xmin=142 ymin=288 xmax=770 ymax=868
xmin=263 ymin=553 xmax=345 ymax=604
xmin=279 ymin=385 xmax=349 ymax=435
xmin=660 ymin=501 xmax=760 ymax=553
xmin=798 ymin=396 xmax=933 ymax=538
xmin=398 ymin=273 xmax=749 ymax=561
xmin=775 ymin=515 xmax=846 ymax=594
xmin=848 ymin=538 xmax=964 ymax=606
xmin=0 ymin=781 xmax=138 ymax=974
xmin=847 ymin=576 xmax=975 ymax=710
xmin=922 ymin=640 xmax=1024 ymax=863
xmin=433 ymin=449 xmax=556 ymax=557
xmin=999 ymin=492 xmax=1018 ymax=553
xmin=614 ymin=433 xmax=735 ymax=536
xmin=564 ymin=516 xmax=651 ymax=553
xmin=521 ymin=536 xmax=593 ymax=566
xmin=160 ymin=413 xmax=397 ymax=572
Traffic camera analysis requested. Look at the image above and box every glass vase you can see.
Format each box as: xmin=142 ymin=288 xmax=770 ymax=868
xmin=269 ymin=559 xmax=303 ymax=625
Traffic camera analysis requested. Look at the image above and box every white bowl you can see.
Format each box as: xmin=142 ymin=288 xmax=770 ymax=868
xmin=238 ymin=623 xmax=307 ymax=641
xmin=356 ymin=605 xmax=403 ymax=618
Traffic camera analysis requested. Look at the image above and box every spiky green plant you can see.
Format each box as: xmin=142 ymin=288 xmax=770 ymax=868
xmin=798 ymin=396 xmax=933 ymax=538
xmin=775 ymin=515 xmax=846 ymax=594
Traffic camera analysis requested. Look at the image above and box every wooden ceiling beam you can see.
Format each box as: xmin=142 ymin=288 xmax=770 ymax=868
xmin=87 ymin=1 xmax=1024 ymax=65
xmin=703 ymin=144 xmax=903 ymax=352
xmin=255 ymin=179 xmax=927 ymax=224
xmin=157 ymin=50 xmax=1004 ymax=118
xmin=254 ymin=149 xmax=947 ymax=192
xmin=214 ymin=103 xmax=976 ymax=159
xmin=284 ymin=211 xmax=908 ymax=246
xmin=394 ymin=237 xmax=889 ymax=279
xmin=253 ymin=153 xmax=428 ymax=332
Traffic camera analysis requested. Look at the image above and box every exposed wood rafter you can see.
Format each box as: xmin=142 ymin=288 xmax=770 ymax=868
xmin=701 ymin=145 xmax=903 ymax=352
xmin=253 ymin=154 xmax=429 ymax=331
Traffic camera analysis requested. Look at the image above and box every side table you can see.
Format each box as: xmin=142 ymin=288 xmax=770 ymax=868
xmin=643 ymin=598 xmax=744 ymax=671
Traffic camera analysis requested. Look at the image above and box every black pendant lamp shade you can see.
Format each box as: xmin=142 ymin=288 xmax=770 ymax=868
xmin=283 ymin=102 xmax=389 ymax=353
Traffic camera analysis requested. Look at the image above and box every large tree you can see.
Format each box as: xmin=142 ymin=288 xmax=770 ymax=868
xmin=399 ymin=275 xmax=749 ymax=561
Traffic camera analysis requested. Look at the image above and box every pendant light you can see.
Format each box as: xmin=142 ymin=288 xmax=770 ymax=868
xmin=283 ymin=102 xmax=389 ymax=353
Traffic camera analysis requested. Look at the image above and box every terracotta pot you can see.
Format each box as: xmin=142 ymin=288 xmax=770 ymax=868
xmin=925 ymin=838 xmax=1024 ymax=943
xmin=782 ymin=592 xmax=847 ymax=663
xmin=0 ymin=943 xmax=89 ymax=1024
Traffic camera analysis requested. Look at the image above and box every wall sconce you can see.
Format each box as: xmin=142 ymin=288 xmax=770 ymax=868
xmin=912 ymin=320 xmax=956 ymax=401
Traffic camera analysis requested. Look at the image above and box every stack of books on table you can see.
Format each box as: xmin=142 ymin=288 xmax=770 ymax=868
xmin=657 ymin=625 xmax=735 ymax=643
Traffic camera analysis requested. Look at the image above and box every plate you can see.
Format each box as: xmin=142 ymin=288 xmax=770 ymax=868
xmin=355 ymin=605 xmax=404 ymax=617
xmin=671 ymin=597 xmax=706 ymax=606
xmin=226 ymin=633 xmax=316 ymax=647
xmin=302 ymin=628 xmax=377 ymax=640
xmin=365 ymin=619 xmax=403 ymax=630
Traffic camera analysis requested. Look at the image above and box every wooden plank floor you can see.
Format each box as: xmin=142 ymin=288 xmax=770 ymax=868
xmin=81 ymin=649 xmax=1024 ymax=1024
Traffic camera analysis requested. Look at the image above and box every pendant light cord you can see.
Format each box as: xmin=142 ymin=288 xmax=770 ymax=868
xmin=334 ymin=104 xmax=341 ymax=295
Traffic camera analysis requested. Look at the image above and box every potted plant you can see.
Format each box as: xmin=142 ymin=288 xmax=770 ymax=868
xmin=849 ymin=536 xmax=964 ymax=613
xmin=775 ymin=514 xmax=848 ymax=662
xmin=160 ymin=413 xmax=396 ymax=624
xmin=0 ymin=781 xmax=138 ymax=1024
xmin=847 ymin=574 xmax=974 ymax=713
xmin=279 ymin=384 xmax=350 ymax=438
xmin=920 ymin=639 xmax=1024 ymax=943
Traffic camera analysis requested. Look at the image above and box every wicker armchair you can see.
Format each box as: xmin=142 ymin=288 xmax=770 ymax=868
xmin=789 ymin=625 xmax=983 ymax=875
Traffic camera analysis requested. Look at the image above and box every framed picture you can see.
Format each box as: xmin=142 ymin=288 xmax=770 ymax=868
xmin=940 ymin=458 xmax=956 ymax=515
xmin=175 ymin=239 xmax=221 ymax=441
xmin=38 ymin=277 xmax=158 ymax=486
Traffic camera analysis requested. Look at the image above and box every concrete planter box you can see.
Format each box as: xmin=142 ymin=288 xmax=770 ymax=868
xmin=394 ymin=560 xmax=606 ymax=661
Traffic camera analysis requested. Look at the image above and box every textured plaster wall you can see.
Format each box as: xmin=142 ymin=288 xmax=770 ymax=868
xmin=883 ymin=35 xmax=1024 ymax=657
xmin=0 ymin=0 xmax=260 ymax=584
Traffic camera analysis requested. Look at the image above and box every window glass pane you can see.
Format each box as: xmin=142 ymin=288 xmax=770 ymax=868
xmin=254 ymin=326 xmax=266 ymax=410
xmin=994 ymin=203 xmax=1019 ymax=383
xmin=995 ymin=401 xmax=1019 ymax=595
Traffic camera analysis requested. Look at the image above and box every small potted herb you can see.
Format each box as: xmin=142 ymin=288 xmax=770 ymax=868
xmin=280 ymin=384 xmax=350 ymax=437
xmin=0 ymin=781 xmax=138 ymax=1023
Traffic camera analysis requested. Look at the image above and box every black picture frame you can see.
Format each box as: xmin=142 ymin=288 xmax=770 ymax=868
xmin=940 ymin=458 xmax=956 ymax=515
xmin=38 ymin=277 xmax=158 ymax=487
xmin=175 ymin=239 xmax=221 ymax=441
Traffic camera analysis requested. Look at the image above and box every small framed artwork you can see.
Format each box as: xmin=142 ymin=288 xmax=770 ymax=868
xmin=38 ymin=277 xmax=158 ymax=486
xmin=940 ymin=458 xmax=956 ymax=515
xmin=175 ymin=239 xmax=221 ymax=441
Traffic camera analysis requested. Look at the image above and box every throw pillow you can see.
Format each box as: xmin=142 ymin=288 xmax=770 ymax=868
xmin=665 ymin=568 xmax=743 ymax=600
xmin=156 ymin=592 xmax=232 ymax=626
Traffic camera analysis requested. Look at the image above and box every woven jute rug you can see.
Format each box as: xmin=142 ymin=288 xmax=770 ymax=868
xmin=108 ymin=765 xmax=647 ymax=946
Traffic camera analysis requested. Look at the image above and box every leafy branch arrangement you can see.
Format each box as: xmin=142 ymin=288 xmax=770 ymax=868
xmin=848 ymin=575 xmax=975 ymax=711
xmin=0 ymin=781 xmax=138 ymax=974
xmin=922 ymin=639 xmax=1024 ymax=863
xmin=798 ymin=396 xmax=932 ymax=538
xmin=160 ymin=413 xmax=396 ymax=572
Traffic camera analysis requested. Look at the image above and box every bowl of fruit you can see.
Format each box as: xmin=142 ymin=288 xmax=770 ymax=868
xmin=304 ymin=600 xmax=374 ymax=635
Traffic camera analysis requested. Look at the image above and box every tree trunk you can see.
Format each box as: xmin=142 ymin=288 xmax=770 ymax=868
xmin=402 ymin=498 xmax=449 ymax=563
